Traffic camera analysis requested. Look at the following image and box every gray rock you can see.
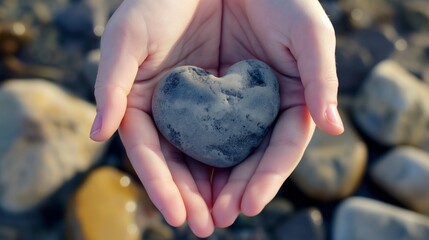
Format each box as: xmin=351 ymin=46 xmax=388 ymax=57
xmin=371 ymin=147 xmax=429 ymax=214
xmin=0 ymin=79 xmax=105 ymax=212
xmin=291 ymin=111 xmax=367 ymax=201
xmin=276 ymin=208 xmax=325 ymax=240
xmin=152 ymin=60 xmax=280 ymax=168
xmin=333 ymin=197 xmax=429 ymax=240
xmin=353 ymin=60 xmax=429 ymax=150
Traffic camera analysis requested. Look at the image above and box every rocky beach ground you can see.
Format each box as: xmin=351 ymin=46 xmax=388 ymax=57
xmin=0 ymin=0 xmax=429 ymax=239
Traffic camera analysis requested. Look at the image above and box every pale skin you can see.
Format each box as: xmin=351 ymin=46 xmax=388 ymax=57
xmin=90 ymin=0 xmax=344 ymax=237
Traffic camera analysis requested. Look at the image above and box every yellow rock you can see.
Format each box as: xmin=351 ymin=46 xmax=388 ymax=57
xmin=67 ymin=167 xmax=159 ymax=240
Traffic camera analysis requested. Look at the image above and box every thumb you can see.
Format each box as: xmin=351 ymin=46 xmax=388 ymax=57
xmin=292 ymin=7 xmax=344 ymax=135
xmin=90 ymin=11 xmax=146 ymax=141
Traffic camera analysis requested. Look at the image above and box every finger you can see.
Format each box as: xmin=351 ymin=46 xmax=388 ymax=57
xmin=119 ymin=108 xmax=186 ymax=227
xmin=211 ymin=135 xmax=270 ymax=228
xmin=161 ymin=141 xmax=215 ymax=238
xmin=241 ymin=107 xmax=315 ymax=216
xmin=290 ymin=2 xmax=344 ymax=135
xmin=90 ymin=3 xmax=148 ymax=141
xmin=186 ymin=157 xmax=214 ymax=209
xmin=211 ymin=168 xmax=230 ymax=202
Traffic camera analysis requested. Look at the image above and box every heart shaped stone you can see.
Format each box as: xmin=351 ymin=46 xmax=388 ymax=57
xmin=152 ymin=59 xmax=280 ymax=167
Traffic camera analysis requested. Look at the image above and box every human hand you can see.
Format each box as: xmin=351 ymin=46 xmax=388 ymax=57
xmin=211 ymin=0 xmax=344 ymax=228
xmin=90 ymin=0 xmax=344 ymax=237
xmin=90 ymin=0 xmax=222 ymax=237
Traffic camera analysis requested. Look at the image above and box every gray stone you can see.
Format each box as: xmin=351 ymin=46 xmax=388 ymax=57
xmin=371 ymin=147 xmax=429 ymax=214
xmin=333 ymin=197 xmax=429 ymax=240
xmin=152 ymin=60 xmax=280 ymax=168
xmin=353 ymin=60 xmax=429 ymax=150
xmin=276 ymin=208 xmax=325 ymax=240
xmin=291 ymin=111 xmax=367 ymax=201
xmin=0 ymin=79 xmax=105 ymax=212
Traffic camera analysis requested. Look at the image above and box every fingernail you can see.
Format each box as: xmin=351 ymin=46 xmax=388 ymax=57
xmin=90 ymin=113 xmax=102 ymax=138
xmin=325 ymin=105 xmax=344 ymax=130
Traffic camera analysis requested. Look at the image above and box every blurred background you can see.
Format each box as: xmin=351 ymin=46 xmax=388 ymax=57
xmin=0 ymin=0 xmax=428 ymax=239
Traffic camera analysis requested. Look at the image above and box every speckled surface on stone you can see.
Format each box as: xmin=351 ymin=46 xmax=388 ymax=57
xmin=152 ymin=59 xmax=280 ymax=168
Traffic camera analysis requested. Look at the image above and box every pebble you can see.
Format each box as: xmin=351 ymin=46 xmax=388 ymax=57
xmin=66 ymin=167 xmax=159 ymax=240
xmin=152 ymin=59 xmax=280 ymax=167
xmin=0 ymin=79 xmax=105 ymax=212
xmin=275 ymin=208 xmax=325 ymax=240
xmin=333 ymin=197 xmax=429 ymax=240
xmin=291 ymin=111 xmax=367 ymax=200
xmin=352 ymin=60 xmax=429 ymax=150
xmin=371 ymin=146 xmax=429 ymax=214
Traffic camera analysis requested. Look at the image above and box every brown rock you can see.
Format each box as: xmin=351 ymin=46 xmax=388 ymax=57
xmin=291 ymin=111 xmax=367 ymax=201
xmin=0 ymin=79 xmax=105 ymax=212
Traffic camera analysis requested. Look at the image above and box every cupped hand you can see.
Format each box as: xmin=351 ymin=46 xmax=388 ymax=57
xmin=211 ymin=0 xmax=344 ymax=227
xmin=90 ymin=0 xmax=222 ymax=237
xmin=90 ymin=0 xmax=344 ymax=237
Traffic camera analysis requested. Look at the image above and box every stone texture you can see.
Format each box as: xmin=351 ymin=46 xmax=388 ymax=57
xmin=353 ymin=60 xmax=429 ymax=150
xmin=0 ymin=79 xmax=105 ymax=212
xmin=370 ymin=147 xmax=429 ymax=214
xmin=66 ymin=167 xmax=160 ymax=240
xmin=291 ymin=111 xmax=367 ymax=200
xmin=276 ymin=208 xmax=325 ymax=240
xmin=333 ymin=197 xmax=429 ymax=240
xmin=152 ymin=59 xmax=280 ymax=167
